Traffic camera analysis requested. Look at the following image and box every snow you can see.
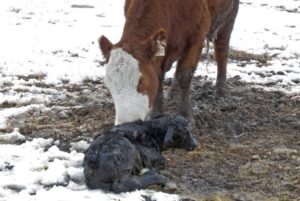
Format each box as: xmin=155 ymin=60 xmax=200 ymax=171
xmin=0 ymin=0 xmax=123 ymax=84
xmin=70 ymin=140 xmax=90 ymax=152
xmin=0 ymin=0 xmax=299 ymax=200
xmin=0 ymin=129 xmax=25 ymax=144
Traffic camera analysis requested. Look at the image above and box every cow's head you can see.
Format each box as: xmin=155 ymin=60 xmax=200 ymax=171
xmin=99 ymin=29 xmax=167 ymax=125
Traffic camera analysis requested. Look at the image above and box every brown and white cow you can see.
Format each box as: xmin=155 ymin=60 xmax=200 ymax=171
xmin=100 ymin=0 xmax=239 ymax=125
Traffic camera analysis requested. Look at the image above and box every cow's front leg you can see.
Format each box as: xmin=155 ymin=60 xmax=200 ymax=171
xmin=150 ymin=74 xmax=165 ymax=118
xmin=174 ymin=68 xmax=194 ymax=124
xmin=174 ymin=41 xmax=205 ymax=126
xmin=111 ymin=171 xmax=169 ymax=193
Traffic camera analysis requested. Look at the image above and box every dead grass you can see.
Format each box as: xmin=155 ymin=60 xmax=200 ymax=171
xmin=17 ymin=73 xmax=47 ymax=81
xmin=228 ymin=49 xmax=271 ymax=64
xmin=202 ymin=45 xmax=273 ymax=66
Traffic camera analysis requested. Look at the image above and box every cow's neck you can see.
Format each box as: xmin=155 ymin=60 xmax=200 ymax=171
xmin=122 ymin=1 xmax=165 ymax=43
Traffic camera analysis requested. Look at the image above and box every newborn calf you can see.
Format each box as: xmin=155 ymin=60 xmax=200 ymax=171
xmin=83 ymin=115 xmax=197 ymax=193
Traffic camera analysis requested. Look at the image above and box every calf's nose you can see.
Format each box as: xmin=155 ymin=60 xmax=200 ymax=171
xmin=187 ymin=138 xmax=198 ymax=151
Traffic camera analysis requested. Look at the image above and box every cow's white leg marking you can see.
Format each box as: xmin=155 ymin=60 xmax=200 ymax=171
xmin=104 ymin=48 xmax=150 ymax=125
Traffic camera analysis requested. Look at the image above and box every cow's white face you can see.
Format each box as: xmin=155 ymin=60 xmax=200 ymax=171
xmin=104 ymin=48 xmax=151 ymax=125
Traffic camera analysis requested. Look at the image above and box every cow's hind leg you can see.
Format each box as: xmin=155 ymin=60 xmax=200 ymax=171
xmin=214 ymin=1 xmax=239 ymax=96
xmin=112 ymin=171 xmax=169 ymax=193
xmin=174 ymin=40 xmax=205 ymax=126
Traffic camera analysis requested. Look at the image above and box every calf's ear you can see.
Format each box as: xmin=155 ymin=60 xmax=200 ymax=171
xmin=145 ymin=28 xmax=167 ymax=59
xmin=99 ymin=35 xmax=113 ymax=61
xmin=163 ymin=127 xmax=174 ymax=149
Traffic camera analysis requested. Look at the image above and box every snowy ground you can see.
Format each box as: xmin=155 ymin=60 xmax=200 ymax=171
xmin=0 ymin=0 xmax=299 ymax=200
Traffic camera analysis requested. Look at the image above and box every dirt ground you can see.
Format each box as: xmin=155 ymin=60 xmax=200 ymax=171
xmin=4 ymin=71 xmax=300 ymax=201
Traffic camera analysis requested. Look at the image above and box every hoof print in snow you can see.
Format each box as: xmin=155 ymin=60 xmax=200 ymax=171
xmin=3 ymin=184 xmax=26 ymax=192
xmin=96 ymin=14 xmax=105 ymax=18
xmin=0 ymin=162 xmax=14 ymax=171
xmin=5 ymin=165 xmax=14 ymax=171
xmin=71 ymin=5 xmax=94 ymax=9
xmin=9 ymin=8 xmax=21 ymax=13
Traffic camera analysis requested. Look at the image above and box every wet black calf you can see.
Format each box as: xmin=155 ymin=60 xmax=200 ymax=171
xmin=83 ymin=115 xmax=197 ymax=193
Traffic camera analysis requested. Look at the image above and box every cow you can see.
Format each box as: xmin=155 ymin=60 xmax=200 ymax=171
xmin=99 ymin=0 xmax=239 ymax=125
xmin=83 ymin=114 xmax=197 ymax=193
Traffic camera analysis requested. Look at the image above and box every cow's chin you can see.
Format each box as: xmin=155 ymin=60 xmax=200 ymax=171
xmin=112 ymin=91 xmax=151 ymax=125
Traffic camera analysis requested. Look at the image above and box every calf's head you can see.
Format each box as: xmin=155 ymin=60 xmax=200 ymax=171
xmin=150 ymin=115 xmax=198 ymax=151
xmin=164 ymin=116 xmax=198 ymax=151
xmin=99 ymin=29 xmax=167 ymax=125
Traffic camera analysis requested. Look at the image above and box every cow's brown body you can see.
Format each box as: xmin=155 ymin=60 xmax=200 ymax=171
xmin=100 ymin=0 xmax=239 ymax=125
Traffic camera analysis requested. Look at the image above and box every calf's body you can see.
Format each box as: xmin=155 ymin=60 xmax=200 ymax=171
xmin=83 ymin=115 xmax=197 ymax=193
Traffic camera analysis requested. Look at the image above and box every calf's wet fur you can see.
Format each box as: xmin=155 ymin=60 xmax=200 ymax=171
xmin=83 ymin=114 xmax=197 ymax=193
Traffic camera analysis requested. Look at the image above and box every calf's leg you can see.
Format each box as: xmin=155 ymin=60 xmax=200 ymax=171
xmin=112 ymin=171 xmax=169 ymax=193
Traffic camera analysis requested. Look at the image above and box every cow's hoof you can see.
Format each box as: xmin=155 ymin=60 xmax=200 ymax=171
xmin=215 ymin=87 xmax=226 ymax=97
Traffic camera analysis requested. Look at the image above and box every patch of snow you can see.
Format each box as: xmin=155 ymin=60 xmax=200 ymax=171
xmin=0 ymin=0 xmax=124 ymax=84
xmin=70 ymin=140 xmax=90 ymax=152
xmin=0 ymin=128 xmax=26 ymax=144
xmin=68 ymin=167 xmax=84 ymax=183
xmin=40 ymin=158 xmax=69 ymax=186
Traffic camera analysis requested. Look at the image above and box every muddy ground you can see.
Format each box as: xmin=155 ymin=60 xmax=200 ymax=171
xmin=3 ymin=71 xmax=300 ymax=200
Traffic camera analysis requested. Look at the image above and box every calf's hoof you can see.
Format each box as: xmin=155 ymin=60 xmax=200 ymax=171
xmin=163 ymin=181 xmax=177 ymax=192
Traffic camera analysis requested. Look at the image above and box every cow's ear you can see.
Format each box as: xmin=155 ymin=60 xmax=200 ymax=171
xmin=99 ymin=35 xmax=113 ymax=60
xmin=146 ymin=28 xmax=167 ymax=58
